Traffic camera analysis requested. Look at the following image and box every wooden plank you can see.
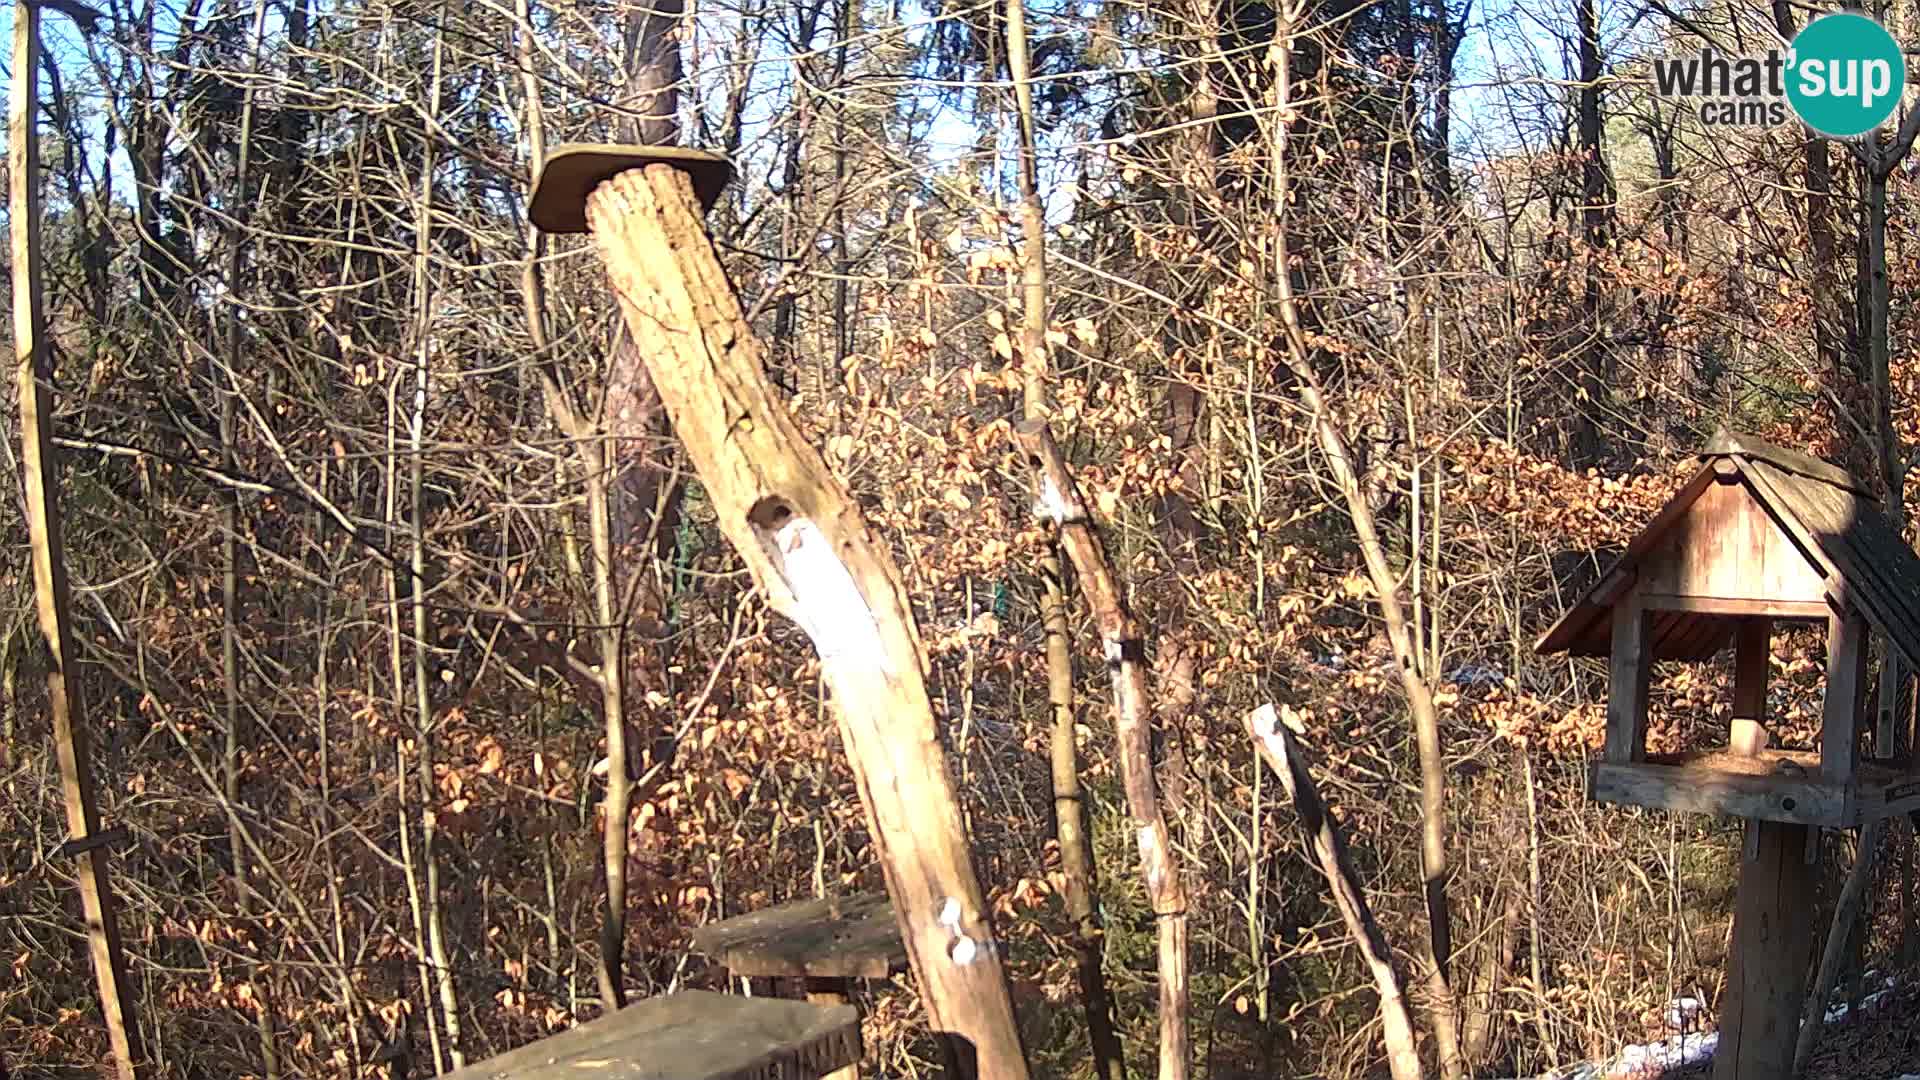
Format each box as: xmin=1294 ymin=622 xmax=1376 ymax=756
xmin=1713 ymin=820 xmax=1816 ymax=1080
xmin=440 ymin=991 xmax=859 ymax=1080
xmin=1636 ymin=480 xmax=1828 ymax=605
xmin=578 ymin=163 xmax=1028 ymax=1078
xmin=1707 ymin=430 xmax=1870 ymax=495
xmin=1824 ymin=610 xmax=1866 ymax=786
xmin=1591 ymin=761 xmax=1848 ymax=827
xmin=10 ymin=8 xmax=145 ymax=1080
xmin=1639 ymin=595 xmax=1831 ymax=619
xmin=1605 ymin=593 xmax=1652 ymax=764
xmin=1854 ymin=776 xmax=1920 ymax=825
xmin=1730 ymin=618 xmax=1772 ymax=757
xmin=1535 ymin=461 xmax=1719 ymax=657
xmin=690 ymin=894 xmax=904 ymax=979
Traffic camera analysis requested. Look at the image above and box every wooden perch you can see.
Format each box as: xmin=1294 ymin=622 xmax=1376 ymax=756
xmin=573 ymin=161 xmax=1028 ymax=1079
xmin=1012 ymin=417 xmax=1190 ymax=1079
xmin=1248 ymin=706 xmax=1422 ymax=1080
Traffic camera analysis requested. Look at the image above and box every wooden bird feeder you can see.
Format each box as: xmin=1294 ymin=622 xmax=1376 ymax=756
xmin=1537 ymin=429 xmax=1920 ymax=1079
xmin=692 ymin=893 xmax=908 ymax=1080
xmin=436 ymin=990 xmax=859 ymax=1080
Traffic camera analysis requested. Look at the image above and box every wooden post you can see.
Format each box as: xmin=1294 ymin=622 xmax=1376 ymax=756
xmin=1824 ymin=610 xmax=1866 ymax=786
xmin=10 ymin=7 xmax=145 ymax=1080
xmin=804 ymin=979 xmax=859 ymax=1080
xmin=1730 ymin=618 xmax=1771 ymax=757
xmin=1714 ymin=820 xmax=1814 ymax=1080
xmin=572 ymin=161 xmax=1029 ymax=1078
xmin=1605 ymin=592 xmax=1651 ymax=764
xmin=1012 ymin=418 xmax=1190 ymax=1079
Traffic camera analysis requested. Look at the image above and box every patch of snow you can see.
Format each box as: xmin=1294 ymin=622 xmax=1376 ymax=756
xmin=1664 ymin=996 xmax=1706 ymax=1032
xmin=1611 ymin=1031 xmax=1717 ymax=1076
xmin=1447 ymin=663 xmax=1507 ymax=687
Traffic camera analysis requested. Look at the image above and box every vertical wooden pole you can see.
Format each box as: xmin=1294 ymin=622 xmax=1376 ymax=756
xmin=1605 ymin=593 xmax=1651 ymax=764
xmin=1714 ymin=820 xmax=1814 ymax=1080
xmin=1730 ymin=618 xmax=1771 ymax=757
xmin=1824 ymin=611 xmax=1866 ymax=786
xmin=581 ymin=163 xmax=1029 ymax=1079
xmin=10 ymin=9 xmax=146 ymax=1079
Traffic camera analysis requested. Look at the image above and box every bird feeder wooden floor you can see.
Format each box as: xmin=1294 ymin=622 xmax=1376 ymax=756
xmin=436 ymin=990 xmax=859 ymax=1080
xmin=691 ymin=893 xmax=907 ymax=1080
xmin=1537 ymin=430 xmax=1920 ymax=1080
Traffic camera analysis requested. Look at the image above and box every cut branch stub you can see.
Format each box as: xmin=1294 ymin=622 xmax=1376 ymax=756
xmin=572 ymin=159 xmax=1029 ymax=1079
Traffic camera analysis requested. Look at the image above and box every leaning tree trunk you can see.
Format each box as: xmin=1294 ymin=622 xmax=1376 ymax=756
xmin=1248 ymin=707 xmax=1422 ymax=1080
xmin=580 ymin=162 xmax=1032 ymax=1079
xmin=1014 ymin=419 xmax=1190 ymax=1080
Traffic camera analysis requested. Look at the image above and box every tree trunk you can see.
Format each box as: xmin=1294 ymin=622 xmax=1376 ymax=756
xmin=1267 ymin=14 xmax=1464 ymax=1076
xmin=1248 ymin=707 xmax=1423 ymax=1080
xmin=1005 ymin=1 xmax=1126 ymax=1074
xmin=582 ymin=162 xmax=1032 ymax=1078
xmin=1014 ymin=419 xmax=1190 ymax=1080
xmin=12 ymin=11 xmax=146 ymax=1076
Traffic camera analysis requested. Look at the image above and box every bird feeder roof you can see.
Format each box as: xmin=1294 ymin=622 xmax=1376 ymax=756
xmin=1536 ymin=430 xmax=1920 ymax=670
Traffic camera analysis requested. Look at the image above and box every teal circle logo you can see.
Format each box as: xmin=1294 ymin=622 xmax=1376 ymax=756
xmin=1787 ymin=13 xmax=1905 ymax=138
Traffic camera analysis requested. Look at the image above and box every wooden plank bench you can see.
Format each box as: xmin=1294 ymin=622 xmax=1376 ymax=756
xmin=439 ymin=990 xmax=859 ymax=1080
xmin=691 ymin=894 xmax=907 ymax=1080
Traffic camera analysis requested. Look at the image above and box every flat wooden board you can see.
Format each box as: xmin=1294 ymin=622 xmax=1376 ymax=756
xmin=1592 ymin=758 xmax=1849 ymax=827
xmin=439 ymin=991 xmax=859 ymax=1080
xmin=691 ymin=893 xmax=905 ymax=980
xmin=529 ymin=144 xmax=733 ymax=234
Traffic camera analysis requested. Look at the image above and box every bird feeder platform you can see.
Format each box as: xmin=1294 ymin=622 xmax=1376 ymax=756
xmin=436 ymin=990 xmax=859 ymax=1080
xmin=691 ymin=892 xmax=906 ymax=981
xmin=691 ymin=894 xmax=906 ymax=1080
xmin=1538 ymin=430 xmax=1920 ymax=828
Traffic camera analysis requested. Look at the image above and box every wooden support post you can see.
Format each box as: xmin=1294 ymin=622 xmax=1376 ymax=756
xmin=1824 ymin=610 xmax=1866 ymax=787
xmin=1714 ymin=820 xmax=1815 ymax=1080
xmin=1730 ymin=618 xmax=1772 ymax=757
xmin=804 ymin=979 xmax=859 ymax=1080
xmin=568 ymin=160 xmax=1029 ymax=1078
xmin=1605 ymin=593 xmax=1651 ymax=764
xmin=10 ymin=7 xmax=145 ymax=1080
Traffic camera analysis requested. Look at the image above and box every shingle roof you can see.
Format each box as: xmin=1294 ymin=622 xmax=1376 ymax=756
xmin=1535 ymin=430 xmax=1920 ymax=669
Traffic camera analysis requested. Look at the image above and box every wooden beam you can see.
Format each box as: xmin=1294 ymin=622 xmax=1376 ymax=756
xmin=10 ymin=9 xmax=145 ymax=1080
xmin=1730 ymin=618 xmax=1772 ymax=756
xmin=578 ymin=163 xmax=1028 ymax=1078
xmin=1605 ymin=593 xmax=1652 ymax=764
xmin=1638 ymin=595 xmax=1830 ymax=620
xmin=1591 ymin=761 xmax=1848 ymax=827
xmin=1713 ymin=821 xmax=1815 ymax=1080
